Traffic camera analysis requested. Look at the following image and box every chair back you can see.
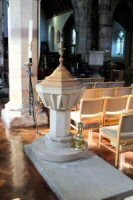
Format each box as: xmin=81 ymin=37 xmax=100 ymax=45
xmin=94 ymin=82 xmax=108 ymax=88
xmin=78 ymin=78 xmax=92 ymax=83
xmin=108 ymin=81 xmax=125 ymax=88
xmin=91 ymin=77 xmax=104 ymax=82
xmin=83 ymin=82 xmax=94 ymax=89
xmin=104 ymin=96 xmax=128 ymax=113
xmin=80 ymin=99 xmax=105 ymax=115
xmin=126 ymin=96 xmax=133 ymax=112
xmin=82 ymin=89 xmax=98 ymax=99
xmin=98 ymin=88 xmax=115 ymax=98
xmin=116 ymin=87 xmax=132 ymax=97
xmin=120 ymin=113 xmax=133 ymax=133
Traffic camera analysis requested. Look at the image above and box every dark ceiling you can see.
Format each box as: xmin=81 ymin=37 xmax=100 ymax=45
xmin=41 ymin=0 xmax=73 ymax=19
xmin=114 ymin=0 xmax=133 ymax=31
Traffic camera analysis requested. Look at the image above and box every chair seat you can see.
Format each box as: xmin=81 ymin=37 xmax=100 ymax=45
xmin=100 ymin=125 xmax=133 ymax=143
xmin=100 ymin=125 xmax=118 ymax=139
xmin=71 ymin=111 xmax=103 ymax=130
xmin=104 ymin=111 xmax=126 ymax=124
xmin=99 ymin=113 xmax=133 ymax=167
xmin=71 ymin=111 xmax=102 ymax=123
xmin=81 ymin=115 xmax=103 ymax=124
xmin=127 ymin=109 xmax=133 ymax=113
xmin=71 ymin=111 xmax=80 ymax=123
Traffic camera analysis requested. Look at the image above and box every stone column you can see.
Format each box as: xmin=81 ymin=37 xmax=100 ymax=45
xmin=125 ymin=31 xmax=132 ymax=67
xmin=86 ymin=4 xmax=92 ymax=51
xmin=72 ymin=0 xmax=88 ymax=60
xmin=0 ymin=0 xmax=4 ymax=64
xmin=1 ymin=0 xmax=47 ymax=128
xmin=131 ymin=32 xmax=133 ymax=67
xmin=98 ymin=2 xmax=113 ymax=61
xmin=78 ymin=10 xmax=87 ymax=58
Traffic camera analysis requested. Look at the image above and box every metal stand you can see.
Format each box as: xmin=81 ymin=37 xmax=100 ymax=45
xmin=0 ymin=65 xmax=6 ymax=96
xmin=25 ymin=60 xmax=39 ymax=134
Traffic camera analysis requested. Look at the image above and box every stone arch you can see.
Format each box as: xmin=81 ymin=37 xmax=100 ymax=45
xmin=70 ymin=0 xmax=79 ymax=32
xmin=111 ymin=0 xmax=121 ymax=16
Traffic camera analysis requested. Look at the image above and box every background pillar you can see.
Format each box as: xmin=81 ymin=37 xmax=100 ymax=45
xmin=98 ymin=1 xmax=113 ymax=61
xmin=1 ymin=0 xmax=47 ymax=128
xmin=130 ymin=32 xmax=133 ymax=67
xmin=0 ymin=0 xmax=4 ymax=65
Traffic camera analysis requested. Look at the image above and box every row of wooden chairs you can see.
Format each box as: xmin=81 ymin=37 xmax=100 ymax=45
xmin=71 ymin=95 xmax=133 ymax=134
xmin=82 ymin=86 xmax=133 ymax=100
xmin=81 ymin=81 xmax=125 ymax=89
xmin=71 ymin=96 xmax=133 ymax=167
xmin=94 ymin=81 xmax=125 ymax=88
xmin=77 ymin=77 xmax=104 ymax=84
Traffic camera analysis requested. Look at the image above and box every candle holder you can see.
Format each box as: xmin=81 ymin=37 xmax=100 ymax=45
xmin=24 ymin=60 xmax=39 ymax=135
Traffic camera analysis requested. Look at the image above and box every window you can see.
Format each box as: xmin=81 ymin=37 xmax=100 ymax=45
xmin=112 ymin=30 xmax=125 ymax=57
xmin=72 ymin=29 xmax=76 ymax=45
xmin=71 ymin=29 xmax=76 ymax=54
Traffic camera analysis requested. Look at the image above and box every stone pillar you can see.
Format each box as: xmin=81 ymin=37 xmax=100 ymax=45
xmin=125 ymin=31 xmax=132 ymax=67
xmin=0 ymin=0 xmax=5 ymax=90
xmin=131 ymin=32 xmax=133 ymax=67
xmin=0 ymin=0 xmax=4 ymax=64
xmin=72 ymin=0 xmax=88 ymax=60
xmin=77 ymin=7 xmax=87 ymax=59
xmin=1 ymin=0 xmax=47 ymax=128
xmin=98 ymin=2 xmax=113 ymax=61
xmin=86 ymin=2 xmax=92 ymax=51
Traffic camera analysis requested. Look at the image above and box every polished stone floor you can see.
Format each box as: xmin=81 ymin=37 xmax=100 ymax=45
xmin=0 ymin=98 xmax=133 ymax=200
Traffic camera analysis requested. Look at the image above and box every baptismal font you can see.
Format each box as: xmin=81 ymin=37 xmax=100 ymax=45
xmin=29 ymin=39 xmax=88 ymax=162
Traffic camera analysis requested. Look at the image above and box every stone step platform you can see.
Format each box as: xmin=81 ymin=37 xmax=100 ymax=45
xmin=25 ymin=145 xmax=133 ymax=200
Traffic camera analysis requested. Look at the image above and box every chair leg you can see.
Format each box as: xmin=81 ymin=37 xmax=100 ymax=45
xmin=99 ymin=133 xmax=102 ymax=148
xmin=115 ymin=146 xmax=120 ymax=168
xmin=88 ymin=130 xmax=93 ymax=146
xmin=119 ymin=153 xmax=125 ymax=170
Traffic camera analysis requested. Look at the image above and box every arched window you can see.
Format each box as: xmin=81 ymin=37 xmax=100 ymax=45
xmin=72 ymin=29 xmax=76 ymax=45
xmin=71 ymin=29 xmax=76 ymax=54
xmin=119 ymin=31 xmax=124 ymax=55
xmin=112 ymin=21 xmax=125 ymax=58
xmin=112 ymin=30 xmax=125 ymax=57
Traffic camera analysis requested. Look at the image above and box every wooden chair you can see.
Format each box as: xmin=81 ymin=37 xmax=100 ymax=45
xmin=94 ymin=82 xmax=108 ymax=88
xmin=116 ymin=87 xmax=132 ymax=97
xmin=103 ymin=96 xmax=128 ymax=126
xmin=71 ymin=99 xmax=105 ymax=144
xmin=82 ymin=82 xmax=94 ymax=89
xmin=91 ymin=77 xmax=104 ymax=82
xmin=98 ymin=88 xmax=116 ymax=98
xmin=82 ymin=88 xmax=99 ymax=100
xmin=108 ymin=81 xmax=125 ymax=88
xmin=99 ymin=113 xmax=133 ymax=167
xmin=126 ymin=95 xmax=133 ymax=113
